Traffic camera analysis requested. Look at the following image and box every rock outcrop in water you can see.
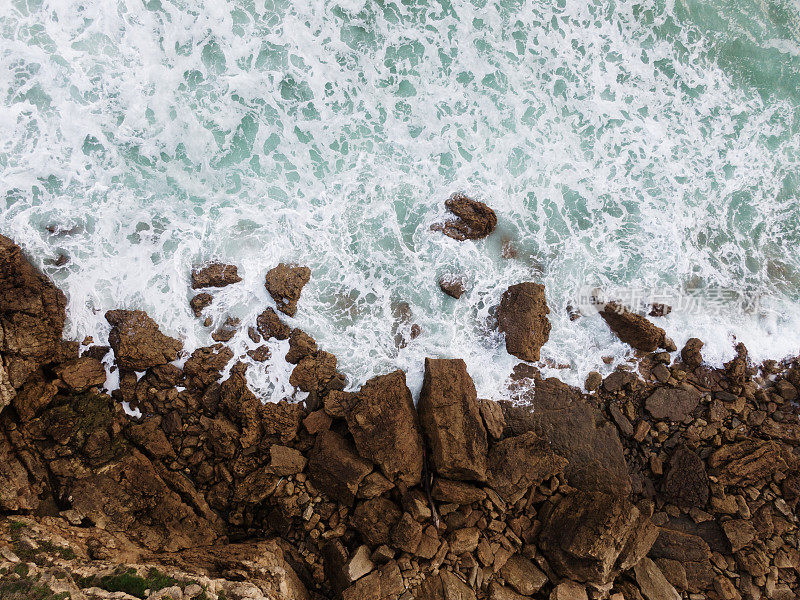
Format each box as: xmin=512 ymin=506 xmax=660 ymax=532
xmin=265 ymin=263 xmax=311 ymax=317
xmin=600 ymin=301 xmax=671 ymax=352
xmin=191 ymin=262 xmax=243 ymax=288
xmin=2 ymin=234 xmax=800 ymax=600
xmin=432 ymin=194 xmax=497 ymax=241
xmin=498 ymin=282 xmax=551 ymax=362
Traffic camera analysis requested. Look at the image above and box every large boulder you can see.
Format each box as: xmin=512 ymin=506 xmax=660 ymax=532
xmin=105 ymin=310 xmax=182 ymax=371
xmin=433 ymin=194 xmax=497 ymax=241
xmin=502 ymin=377 xmax=630 ymax=494
xmin=599 ymin=302 xmax=667 ymax=352
xmin=662 ymin=446 xmax=709 ymax=508
xmin=345 ymin=370 xmax=424 ymax=486
xmin=308 ymin=430 xmax=373 ymax=506
xmin=256 ymin=306 xmax=291 ymax=340
xmin=487 ymin=431 xmax=568 ymax=503
xmin=498 ymin=282 xmax=551 ymax=362
xmin=265 ymin=263 xmax=311 ymax=317
xmin=0 ymin=235 xmax=67 ymax=393
xmin=418 ymin=358 xmax=488 ymax=481
xmin=191 ymin=262 xmax=242 ymax=288
xmin=645 ymin=387 xmax=701 ymax=422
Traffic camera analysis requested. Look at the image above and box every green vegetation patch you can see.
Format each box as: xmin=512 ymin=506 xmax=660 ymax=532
xmin=77 ymin=566 xmax=181 ymax=599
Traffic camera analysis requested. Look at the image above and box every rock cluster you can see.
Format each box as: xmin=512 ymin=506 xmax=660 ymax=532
xmin=2 ymin=235 xmax=800 ymax=600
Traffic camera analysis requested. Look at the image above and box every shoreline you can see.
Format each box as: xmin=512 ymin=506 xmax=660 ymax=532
xmin=2 ymin=233 xmax=800 ymax=600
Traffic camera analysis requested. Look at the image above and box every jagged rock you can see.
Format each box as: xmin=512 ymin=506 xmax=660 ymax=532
xmin=502 ymin=377 xmax=630 ymax=494
xmin=649 ymin=528 xmax=714 ymax=593
xmin=183 ymin=344 xmax=233 ymax=391
xmin=11 ymin=370 xmax=57 ymax=421
xmin=498 ymin=282 xmax=551 ymax=362
xmin=191 ymin=262 xmax=242 ymax=288
xmin=417 ymin=570 xmax=477 ymax=600
xmin=539 ymin=491 xmax=656 ymax=585
xmin=655 ymin=558 xmax=688 ymax=592
xmin=285 ymin=329 xmax=317 ymax=364
xmin=550 ymin=582 xmax=588 ymax=600
xmin=256 ymin=307 xmax=291 ymax=340
xmin=760 ymin=417 xmax=800 ymax=443
xmin=599 ymin=302 xmax=666 ymax=352
xmin=341 ymin=561 xmax=404 ymax=600
xmin=344 ymin=545 xmax=375 ymax=583
xmin=345 ymin=370 xmax=423 ymax=486
xmin=500 ymin=555 xmax=548 ymax=596
xmin=247 ymin=345 xmax=270 ymax=362
xmin=308 ymin=430 xmax=372 ymax=506
xmin=391 ymin=512 xmax=422 ymax=554
xmin=105 ymin=310 xmax=182 ymax=371
xmin=418 ymin=358 xmax=488 ymax=481
xmin=353 ymin=497 xmax=402 ymax=546
xmin=53 ymin=357 xmax=106 ymax=392
xmin=662 ymin=446 xmax=709 ymax=508
xmin=478 ymin=398 xmax=505 ymax=440
xmin=269 ymin=444 xmax=307 ymax=476
xmin=722 ymin=519 xmax=757 ymax=553
xmin=439 ymin=274 xmax=466 ymax=299
xmin=681 ymin=338 xmax=704 ymax=368
xmin=645 ymin=387 xmax=701 ymax=422
xmin=261 ymin=400 xmax=304 ymax=443
xmin=0 ymin=428 xmax=43 ymax=511
xmin=433 ymin=193 xmax=497 ymax=241
xmin=432 ymin=479 xmax=486 ymax=505
xmin=289 ymin=351 xmax=346 ymax=405
xmin=707 ymin=439 xmax=793 ymax=487
xmin=634 ymin=558 xmax=680 ymax=600
xmin=0 ymin=235 xmax=67 ymax=390
xmin=218 ymin=364 xmax=262 ymax=449
xmin=265 ymin=263 xmax=311 ymax=317
xmin=189 ymin=292 xmax=213 ymax=317
xmin=448 ymin=527 xmax=480 ymax=555
xmin=488 ymin=583 xmax=528 ymax=600
xmin=487 ymin=431 xmax=568 ymax=503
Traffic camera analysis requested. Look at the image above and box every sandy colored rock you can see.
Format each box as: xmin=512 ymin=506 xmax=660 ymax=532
xmin=432 ymin=478 xmax=486 ymax=504
xmin=500 ymin=555 xmax=548 ymax=596
xmin=418 ymin=358 xmax=488 ymax=481
xmin=600 ymin=301 xmax=666 ymax=352
xmin=345 ymin=370 xmax=423 ymax=486
xmin=105 ymin=310 xmax=182 ymax=371
xmin=191 ymin=262 xmax=242 ymax=288
xmin=418 ymin=570 xmax=477 ymax=600
xmin=635 ymin=558 xmax=680 ymax=600
xmin=265 ymin=263 xmax=311 ymax=317
xmin=550 ymin=582 xmax=589 ymax=600
xmin=498 ymin=282 xmax=551 ymax=362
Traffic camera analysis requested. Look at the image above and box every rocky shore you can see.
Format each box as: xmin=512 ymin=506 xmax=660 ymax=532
xmin=2 ymin=231 xmax=800 ymax=600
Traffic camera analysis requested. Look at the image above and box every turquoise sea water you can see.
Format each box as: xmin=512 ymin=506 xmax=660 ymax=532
xmin=1 ymin=0 xmax=800 ymax=399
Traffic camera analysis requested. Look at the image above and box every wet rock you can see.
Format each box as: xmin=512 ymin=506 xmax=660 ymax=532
xmin=246 ymin=345 xmax=270 ymax=362
xmin=353 ymin=497 xmax=402 ymax=546
xmin=285 ymin=329 xmax=317 ymax=364
xmin=265 ymin=263 xmax=311 ymax=317
xmin=486 ymin=431 xmax=568 ymax=503
xmin=439 ymin=274 xmax=466 ymax=299
xmin=479 ymin=398 xmax=505 ymax=440
xmin=645 ymin=387 xmax=701 ymax=422
xmin=648 ymin=303 xmax=672 ymax=317
xmin=0 ymin=234 xmax=67 ymax=390
xmin=584 ymin=371 xmax=602 ymax=391
xmin=681 ymin=338 xmax=704 ymax=369
xmin=256 ymin=307 xmax=291 ymax=340
xmin=289 ymin=350 xmax=346 ymax=405
xmin=599 ymin=302 xmax=666 ymax=352
xmin=433 ymin=193 xmax=497 ymax=241
xmin=183 ymin=344 xmax=233 ymax=392
xmin=498 ymin=282 xmax=551 ymax=362
xmin=105 ymin=310 xmax=182 ymax=371
xmin=191 ymin=262 xmax=242 ymax=288
xmin=502 ymin=377 xmax=630 ymax=494
xmin=189 ymin=293 xmax=213 ymax=317
xmin=634 ymin=558 xmax=680 ymax=600
xmin=418 ymin=358 xmax=488 ymax=481
xmin=53 ymin=357 xmax=106 ymax=392
xmin=662 ymin=446 xmax=709 ymax=508
xmin=308 ymin=430 xmax=373 ymax=506
xmin=345 ymin=370 xmax=424 ymax=486
xmin=500 ymin=555 xmax=548 ymax=596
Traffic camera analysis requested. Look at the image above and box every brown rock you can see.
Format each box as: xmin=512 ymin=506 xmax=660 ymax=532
xmin=358 ymin=471 xmax=394 ymax=499
xmin=0 ymin=428 xmax=43 ymax=511
xmin=191 ymin=262 xmax=242 ymax=288
xmin=269 ymin=444 xmax=307 ymax=476
xmin=489 ymin=583 xmax=527 ymax=600
xmin=0 ymin=235 xmax=67 ymax=390
xmin=53 ymin=357 xmax=106 ymax=392
xmin=342 ymin=561 xmax=404 ymax=600
xmin=418 ymin=358 xmax=488 ymax=481
xmin=345 ymin=370 xmax=423 ymax=486
xmin=708 ymin=439 xmax=793 ymax=487
xmin=645 ymin=387 xmax=701 ymax=422
xmin=353 ymin=497 xmax=402 ymax=546
xmin=303 ymin=409 xmax=332 ymax=435
xmin=432 ymin=478 xmax=486 ymax=505
xmin=550 ymin=582 xmax=589 ymax=600
xmin=634 ymin=558 xmax=680 ymax=600
xmin=721 ymin=519 xmax=757 ymax=553
xmin=189 ymin=292 xmax=213 ymax=317
xmin=500 ymin=555 xmax=548 ymax=596
xmin=285 ymin=329 xmax=317 ymax=364
xmin=479 ymin=398 xmax=505 ymax=440
xmin=183 ymin=344 xmax=233 ymax=392
xmin=246 ymin=345 xmax=270 ymax=362
xmin=308 ymin=430 xmax=372 ymax=505
xmin=498 ymin=282 xmax=551 ymax=362
xmin=448 ymin=527 xmax=480 ymax=555
xmin=648 ymin=303 xmax=672 ymax=317
xmin=418 ymin=570 xmax=477 ymax=600
xmin=681 ymin=338 xmax=704 ymax=368
xmin=11 ymin=370 xmax=57 ymax=421
xmin=654 ymin=558 xmax=688 ymax=591
xmin=265 ymin=263 xmax=311 ymax=317
xmin=599 ymin=302 xmax=666 ymax=352
xmin=487 ymin=431 xmax=568 ymax=503
xmin=391 ymin=512 xmax=423 ymax=554
xmin=662 ymin=446 xmax=709 ymax=508
xmin=649 ymin=528 xmax=714 ymax=593
xmin=439 ymin=274 xmax=466 ymax=299
xmin=289 ymin=351 xmax=346 ymax=402
xmin=105 ymin=310 xmax=182 ymax=371
xmin=433 ymin=193 xmax=497 ymax=241
xmin=256 ymin=307 xmax=291 ymax=340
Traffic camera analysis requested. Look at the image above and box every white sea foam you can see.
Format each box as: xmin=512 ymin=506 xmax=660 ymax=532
xmin=1 ymin=0 xmax=799 ymax=401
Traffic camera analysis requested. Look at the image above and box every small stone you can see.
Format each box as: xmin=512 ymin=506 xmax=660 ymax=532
xmin=344 ymin=545 xmax=375 ymax=582
xmin=550 ymin=581 xmax=589 ymax=600
xmin=448 ymin=527 xmax=480 ymax=555
xmin=584 ymin=371 xmax=602 ymax=391
xmin=499 ymin=555 xmax=548 ymax=596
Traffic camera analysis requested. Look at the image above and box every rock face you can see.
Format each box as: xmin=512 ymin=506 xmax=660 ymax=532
xmin=191 ymin=262 xmax=242 ymax=288
xmin=498 ymin=282 xmax=551 ymax=362
xmin=433 ymin=194 xmax=497 ymax=241
xmin=0 ymin=235 xmax=67 ymax=392
xmin=345 ymin=370 xmax=424 ymax=486
xmin=599 ymin=302 xmax=666 ymax=352
xmin=265 ymin=263 xmax=311 ymax=317
xmin=418 ymin=358 xmax=488 ymax=481
xmin=105 ymin=310 xmax=183 ymax=371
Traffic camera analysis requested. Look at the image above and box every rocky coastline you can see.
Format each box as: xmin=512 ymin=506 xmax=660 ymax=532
xmin=1 ymin=229 xmax=800 ymax=600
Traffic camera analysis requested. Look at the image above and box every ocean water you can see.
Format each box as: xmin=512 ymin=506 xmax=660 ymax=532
xmin=2 ymin=0 xmax=800 ymax=401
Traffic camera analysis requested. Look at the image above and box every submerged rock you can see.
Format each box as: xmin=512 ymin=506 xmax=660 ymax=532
xmin=265 ymin=263 xmax=311 ymax=317
xmin=498 ymin=282 xmax=551 ymax=362
xmin=439 ymin=274 xmax=466 ymax=299
xmin=599 ymin=301 xmax=667 ymax=352
xmin=105 ymin=310 xmax=183 ymax=371
xmin=191 ymin=262 xmax=242 ymax=288
xmin=433 ymin=193 xmax=497 ymax=241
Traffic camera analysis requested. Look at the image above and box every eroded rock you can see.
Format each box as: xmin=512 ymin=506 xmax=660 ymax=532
xmin=105 ymin=310 xmax=182 ymax=371
xmin=191 ymin=262 xmax=242 ymax=288
xmin=498 ymin=282 xmax=551 ymax=362
xmin=265 ymin=263 xmax=311 ymax=317
xmin=433 ymin=194 xmax=497 ymax=241
xmin=600 ymin=302 xmax=666 ymax=352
